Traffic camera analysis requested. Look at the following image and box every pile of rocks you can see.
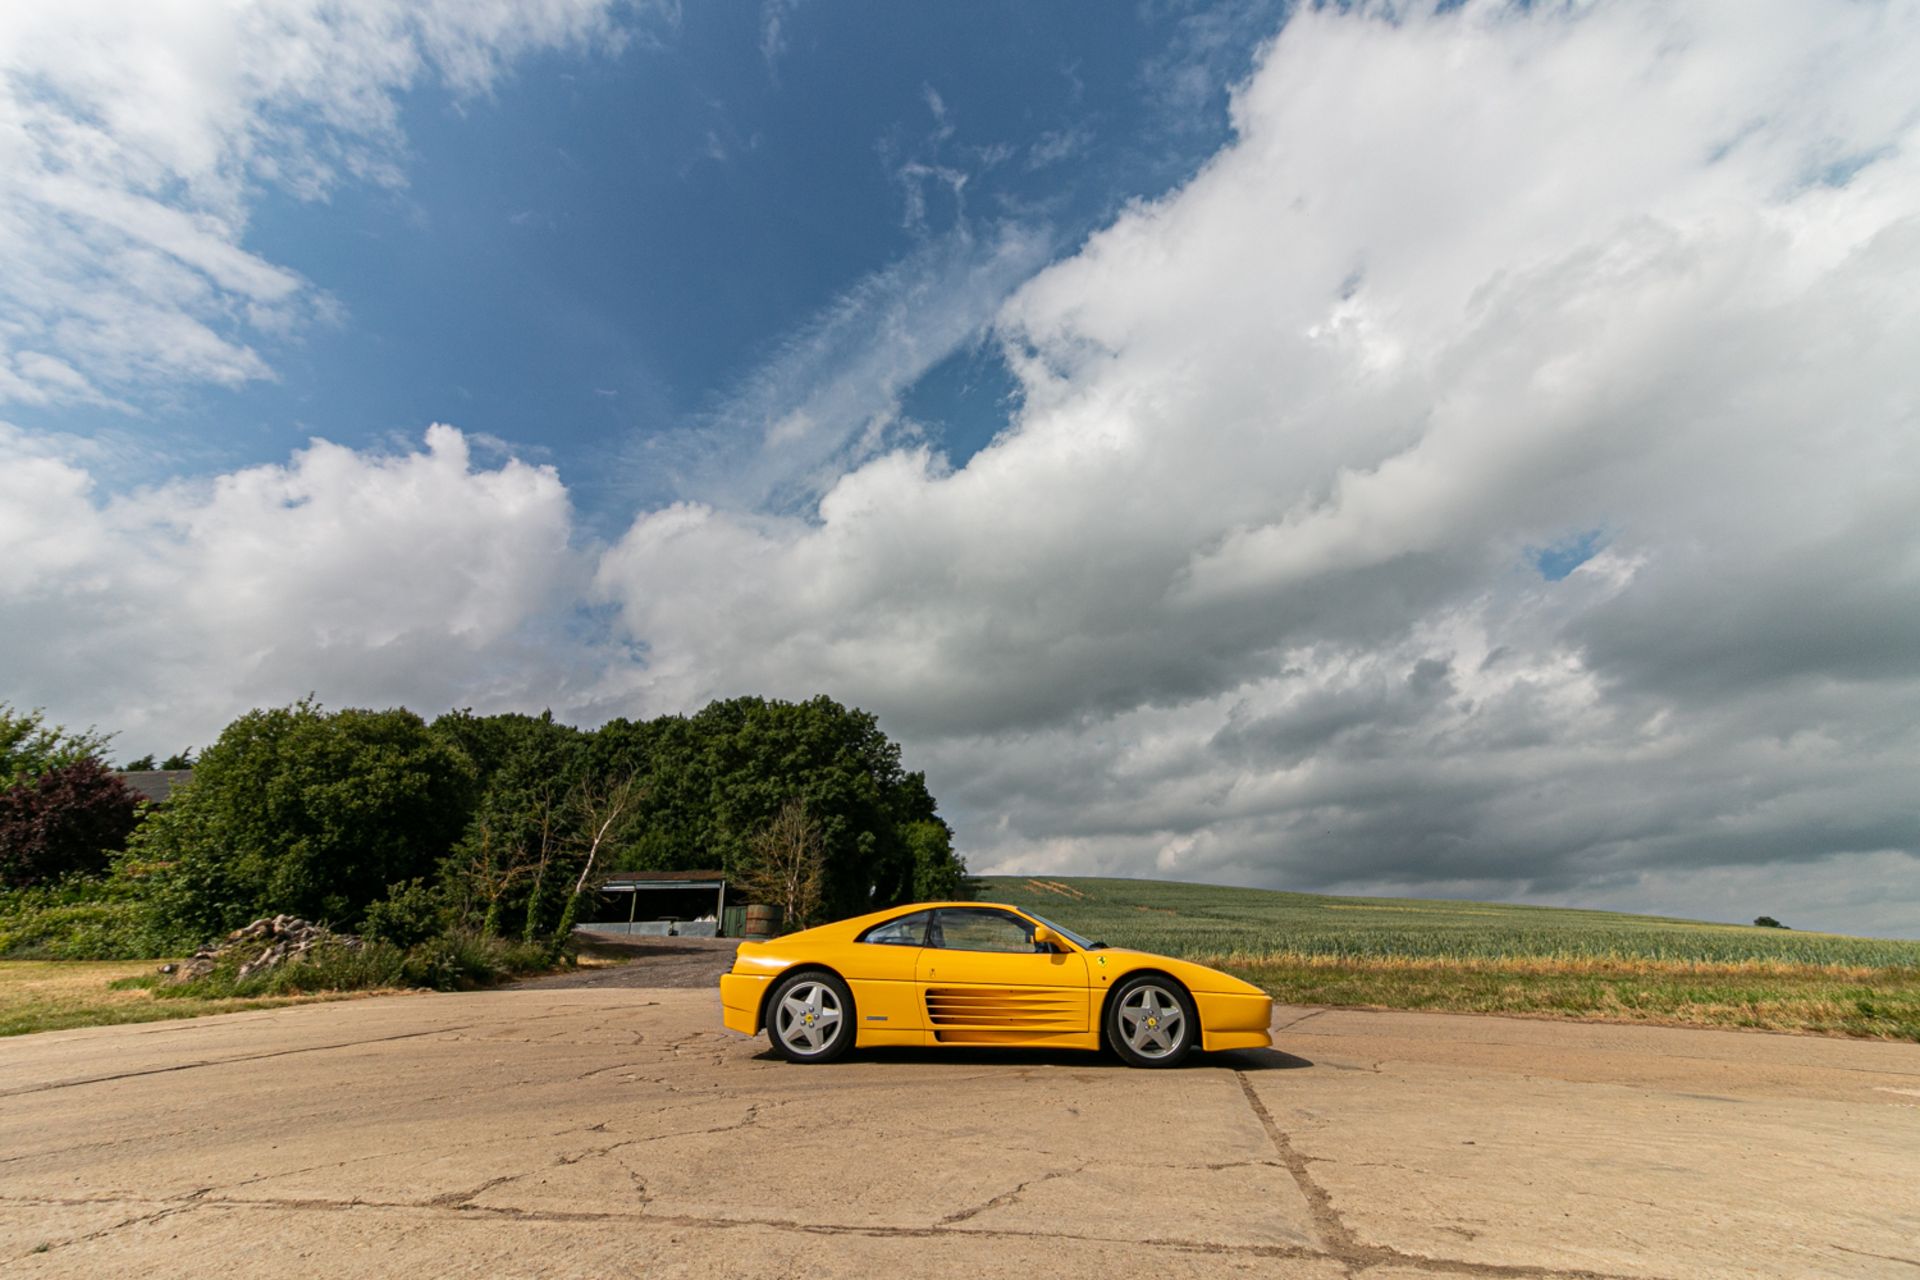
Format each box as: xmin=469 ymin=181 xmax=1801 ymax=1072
xmin=164 ymin=914 xmax=361 ymax=982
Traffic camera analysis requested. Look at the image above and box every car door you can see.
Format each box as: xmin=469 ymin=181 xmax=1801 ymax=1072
xmin=845 ymin=909 xmax=931 ymax=1039
xmin=914 ymin=908 xmax=1090 ymax=1042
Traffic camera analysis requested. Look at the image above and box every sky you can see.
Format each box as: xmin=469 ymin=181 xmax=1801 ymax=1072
xmin=2 ymin=0 xmax=1917 ymax=937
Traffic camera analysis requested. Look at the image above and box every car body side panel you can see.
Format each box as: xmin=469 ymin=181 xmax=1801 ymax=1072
xmin=844 ymin=941 xmax=928 ymax=1043
xmin=915 ymin=948 xmax=1092 ymax=1045
xmin=717 ymin=902 xmax=1273 ymax=1054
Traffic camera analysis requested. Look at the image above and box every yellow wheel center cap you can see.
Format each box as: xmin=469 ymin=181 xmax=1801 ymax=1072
xmin=804 ymin=1014 xmax=814 ymax=1025
xmin=1147 ymin=1017 xmax=1158 ymax=1029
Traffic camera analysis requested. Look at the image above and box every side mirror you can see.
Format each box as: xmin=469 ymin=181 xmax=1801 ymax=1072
xmin=1031 ymin=924 xmax=1062 ymax=951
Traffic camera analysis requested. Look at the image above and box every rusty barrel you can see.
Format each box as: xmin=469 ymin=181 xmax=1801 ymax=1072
xmin=744 ymin=904 xmax=781 ymax=937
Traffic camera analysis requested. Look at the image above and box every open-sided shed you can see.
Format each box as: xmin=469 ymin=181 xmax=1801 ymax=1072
xmin=584 ymin=869 xmax=740 ymax=938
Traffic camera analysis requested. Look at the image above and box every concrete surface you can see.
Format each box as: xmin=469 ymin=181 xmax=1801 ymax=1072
xmin=1 ymin=989 xmax=1917 ymax=1279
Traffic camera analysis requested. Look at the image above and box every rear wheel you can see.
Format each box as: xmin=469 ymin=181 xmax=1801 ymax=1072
xmin=1106 ymin=975 xmax=1196 ymax=1068
xmin=767 ymin=971 xmax=854 ymax=1063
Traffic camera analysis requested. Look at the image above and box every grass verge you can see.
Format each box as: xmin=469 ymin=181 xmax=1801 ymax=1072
xmin=1214 ymin=953 xmax=1920 ymax=1041
xmin=0 ymin=960 xmax=373 ymax=1037
xmin=2 ymin=934 xmax=565 ymax=1037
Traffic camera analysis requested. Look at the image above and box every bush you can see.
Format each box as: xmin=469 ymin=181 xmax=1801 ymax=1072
xmin=0 ymin=759 xmax=143 ymax=888
xmin=1 ymin=705 xmax=114 ymax=787
xmin=153 ymin=930 xmax=555 ymax=1000
xmin=361 ymin=879 xmax=446 ymax=948
xmin=400 ymin=931 xmax=552 ymax=989
xmin=0 ymin=880 xmax=189 ymax=959
xmin=131 ymin=700 xmax=476 ymax=936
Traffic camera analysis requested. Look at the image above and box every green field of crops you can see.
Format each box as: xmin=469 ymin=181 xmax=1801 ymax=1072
xmin=978 ymin=875 xmax=1920 ymax=968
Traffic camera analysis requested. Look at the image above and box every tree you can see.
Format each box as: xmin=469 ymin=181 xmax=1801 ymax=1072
xmin=737 ymin=799 xmax=826 ymax=929
xmin=1753 ymin=916 xmax=1788 ymax=929
xmin=132 ymin=701 xmax=475 ymax=936
xmin=1 ymin=705 xmax=113 ymax=787
xmin=546 ymin=774 xmax=646 ymax=956
xmin=902 ymin=818 xmax=967 ymax=901
xmin=0 ymin=759 xmax=143 ymax=888
xmin=589 ymin=696 xmax=968 ymax=918
xmin=119 ymin=750 xmax=194 ymax=772
xmin=430 ymin=710 xmax=587 ymax=939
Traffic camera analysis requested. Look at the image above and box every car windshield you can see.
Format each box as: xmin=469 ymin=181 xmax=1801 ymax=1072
xmin=1024 ymin=911 xmax=1102 ymax=950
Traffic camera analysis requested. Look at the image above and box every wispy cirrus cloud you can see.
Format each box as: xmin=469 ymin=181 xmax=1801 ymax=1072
xmin=628 ymin=220 xmax=1052 ymax=513
xmin=0 ymin=0 xmax=640 ymax=410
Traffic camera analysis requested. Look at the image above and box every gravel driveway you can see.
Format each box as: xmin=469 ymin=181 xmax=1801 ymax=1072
xmin=523 ymin=935 xmax=740 ymax=990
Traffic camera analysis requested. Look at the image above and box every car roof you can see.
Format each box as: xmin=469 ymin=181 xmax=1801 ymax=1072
xmin=826 ymin=901 xmax=1035 ymax=934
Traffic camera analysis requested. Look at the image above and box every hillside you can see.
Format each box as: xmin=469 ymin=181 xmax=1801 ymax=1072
xmin=977 ymin=876 xmax=1920 ymax=1039
xmin=980 ymin=875 xmax=1920 ymax=965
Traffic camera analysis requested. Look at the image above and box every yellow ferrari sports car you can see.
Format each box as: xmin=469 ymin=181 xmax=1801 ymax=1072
xmin=718 ymin=901 xmax=1272 ymax=1067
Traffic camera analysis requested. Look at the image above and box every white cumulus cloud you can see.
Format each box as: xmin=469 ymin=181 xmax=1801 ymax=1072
xmin=0 ymin=421 xmax=593 ymax=750
xmin=0 ymin=0 xmax=633 ymax=406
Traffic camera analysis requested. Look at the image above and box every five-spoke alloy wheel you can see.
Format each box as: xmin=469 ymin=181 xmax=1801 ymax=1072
xmin=1106 ymin=974 xmax=1197 ymax=1067
xmin=767 ymin=970 xmax=855 ymax=1063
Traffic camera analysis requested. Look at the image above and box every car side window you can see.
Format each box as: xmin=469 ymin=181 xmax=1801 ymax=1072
xmin=860 ymin=911 xmax=931 ymax=946
xmin=930 ymin=909 xmax=1040 ymax=953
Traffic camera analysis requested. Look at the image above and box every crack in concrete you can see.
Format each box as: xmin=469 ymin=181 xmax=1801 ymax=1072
xmin=1 ymin=1199 xmax=198 ymax=1265
xmin=0 ymin=1026 xmax=477 ymax=1098
xmin=427 ymin=1174 xmax=524 ymax=1208
xmin=1233 ymin=1069 xmax=1361 ymax=1255
xmin=1231 ymin=1070 xmax=1666 ymax=1280
xmin=1273 ymin=1009 xmax=1330 ymax=1034
xmin=553 ymin=1102 xmax=766 ymax=1168
xmin=937 ymin=1163 xmax=1086 ymax=1225
xmin=0 ymin=1184 xmax=1707 ymax=1275
xmin=0 ymin=1191 xmax=1326 ymax=1260
xmin=0 ymin=1127 xmax=201 ymax=1167
xmin=1831 ymin=1243 xmax=1920 ymax=1269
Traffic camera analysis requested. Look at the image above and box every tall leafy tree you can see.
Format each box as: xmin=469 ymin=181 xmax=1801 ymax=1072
xmin=432 ymin=710 xmax=587 ymax=938
xmin=590 ymin=696 xmax=966 ymax=917
xmin=133 ymin=701 xmax=476 ymax=936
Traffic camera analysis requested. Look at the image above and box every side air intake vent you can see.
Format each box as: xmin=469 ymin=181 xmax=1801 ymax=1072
xmin=924 ymin=986 xmax=1077 ymax=1028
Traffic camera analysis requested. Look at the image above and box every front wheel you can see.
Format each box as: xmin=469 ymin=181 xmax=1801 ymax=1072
xmin=767 ymin=971 xmax=855 ymax=1063
xmin=1106 ymin=975 xmax=1197 ymax=1068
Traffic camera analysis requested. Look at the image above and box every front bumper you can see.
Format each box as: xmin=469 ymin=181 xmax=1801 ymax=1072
xmin=719 ymin=971 xmax=770 ymax=1036
xmin=1195 ymin=990 xmax=1273 ymax=1052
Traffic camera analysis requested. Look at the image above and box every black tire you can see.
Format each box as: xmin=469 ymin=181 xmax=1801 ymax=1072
xmin=766 ymin=970 xmax=856 ymax=1063
xmin=1105 ymin=974 xmax=1197 ymax=1068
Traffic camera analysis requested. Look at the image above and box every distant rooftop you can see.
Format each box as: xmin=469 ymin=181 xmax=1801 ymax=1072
xmin=597 ymin=869 xmax=726 ymax=887
xmin=115 ymin=769 xmax=194 ymax=805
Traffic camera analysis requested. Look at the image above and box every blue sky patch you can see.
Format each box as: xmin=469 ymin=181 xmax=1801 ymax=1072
xmin=1530 ymin=529 xmax=1606 ymax=581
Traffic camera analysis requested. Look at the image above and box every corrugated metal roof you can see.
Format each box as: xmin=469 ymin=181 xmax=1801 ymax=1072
xmin=115 ymin=769 xmax=194 ymax=805
xmin=597 ymin=869 xmax=726 ymax=887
